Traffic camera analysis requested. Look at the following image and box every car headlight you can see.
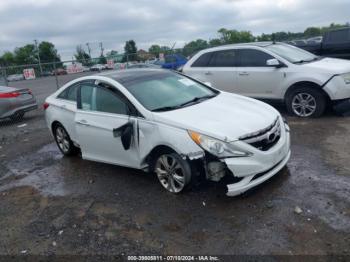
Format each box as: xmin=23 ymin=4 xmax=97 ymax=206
xmin=188 ymin=130 xmax=252 ymax=158
xmin=282 ymin=117 xmax=290 ymax=132
xmin=341 ymin=73 xmax=350 ymax=84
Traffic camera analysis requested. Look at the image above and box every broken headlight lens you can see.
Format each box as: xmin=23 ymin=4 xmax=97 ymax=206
xmin=341 ymin=73 xmax=350 ymax=84
xmin=188 ymin=131 xmax=252 ymax=158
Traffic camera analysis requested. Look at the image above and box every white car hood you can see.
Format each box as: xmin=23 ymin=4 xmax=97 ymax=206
xmin=153 ymin=92 xmax=279 ymax=142
xmin=301 ymin=57 xmax=350 ymax=74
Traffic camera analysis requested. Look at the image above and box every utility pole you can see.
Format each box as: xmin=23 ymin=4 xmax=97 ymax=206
xmin=86 ymin=42 xmax=91 ymax=57
xmin=99 ymin=42 xmax=104 ymax=57
xmin=34 ymin=39 xmax=43 ymax=75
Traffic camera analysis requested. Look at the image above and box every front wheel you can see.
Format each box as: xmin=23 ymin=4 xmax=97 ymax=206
xmin=286 ymin=87 xmax=326 ymax=118
xmin=154 ymin=153 xmax=192 ymax=194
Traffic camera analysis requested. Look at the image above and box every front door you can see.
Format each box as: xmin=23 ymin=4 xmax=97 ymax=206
xmin=75 ymin=82 xmax=140 ymax=168
xmin=235 ymin=48 xmax=285 ymax=99
xmin=187 ymin=49 xmax=238 ymax=92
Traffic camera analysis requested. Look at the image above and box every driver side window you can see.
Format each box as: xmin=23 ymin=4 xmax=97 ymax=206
xmin=238 ymin=49 xmax=274 ymax=67
xmin=79 ymin=83 xmax=129 ymax=115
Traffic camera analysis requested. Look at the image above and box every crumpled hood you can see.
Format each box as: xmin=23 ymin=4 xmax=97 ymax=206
xmin=153 ymin=92 xmax=279 ymax=141
xmin=301 ymin=57 xmax=350 ymax=74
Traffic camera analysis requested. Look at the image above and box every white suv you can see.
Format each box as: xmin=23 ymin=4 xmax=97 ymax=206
xmin=183 ymin=42 xmax=350 ymax=117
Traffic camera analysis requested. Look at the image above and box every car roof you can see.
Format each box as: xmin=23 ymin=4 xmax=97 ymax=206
xmin=97 ymin=69 xmax=172 ymax=84
xmin=199 ymin=41 xmax=284 ymax=53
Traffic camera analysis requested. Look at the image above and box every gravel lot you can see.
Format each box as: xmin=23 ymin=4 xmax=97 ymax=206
xmin=0 ymin=74 xmax=349 ymax=259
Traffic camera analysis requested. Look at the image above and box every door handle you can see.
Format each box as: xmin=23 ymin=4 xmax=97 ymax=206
xmin=76 ymin=119 xmax=90 ymax=126
xmin=204 ymin=71 xmax=212 ymax=76
xmin=239 ymin=72 xmax=249 ymax=76
xmin=60 ymin=104 xmax=67 ymax=109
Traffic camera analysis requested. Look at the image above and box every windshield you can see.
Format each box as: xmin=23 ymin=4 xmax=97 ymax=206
xmin=265 ymin=44 xmax=317 ymax=63
xmin=121 ymin=72 xmax=218 ymax=111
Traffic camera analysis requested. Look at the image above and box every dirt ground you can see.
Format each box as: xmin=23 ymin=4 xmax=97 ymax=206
xmin=0 ymin=75 xmax=349 ymax=260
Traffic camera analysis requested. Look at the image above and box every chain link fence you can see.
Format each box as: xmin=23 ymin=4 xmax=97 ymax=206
xmin=0 ymin=53 xmax=149 ymax=129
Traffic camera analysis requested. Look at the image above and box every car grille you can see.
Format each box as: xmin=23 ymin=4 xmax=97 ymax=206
xmin=239 ymin=117 xmax=281 ymax=151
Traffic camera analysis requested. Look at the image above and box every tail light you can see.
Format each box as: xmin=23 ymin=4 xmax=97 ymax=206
xmin=43 ymin=102 xmax=50 ymax=110
xmin=0 ymin=92 xmax=20 ymax=98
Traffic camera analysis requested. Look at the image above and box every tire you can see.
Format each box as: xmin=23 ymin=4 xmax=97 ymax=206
xmin=10 ymin=111 xmax=25 ymax=121
xmin=53 ymin=123 xmax=79 ymax=156
xmin=153 ymin=152 xmax=192 ymax=194
xmin=285 ymin=86 xmax=326 ymax=118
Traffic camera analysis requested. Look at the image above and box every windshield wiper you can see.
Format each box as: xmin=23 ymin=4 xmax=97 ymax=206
xmin=179 ymin=94 xmax=217 ymax=107
xmin=152 ymin=94 xmax=217 ymax=112
xmin=152 ymin=105 xmax=181 ymax=112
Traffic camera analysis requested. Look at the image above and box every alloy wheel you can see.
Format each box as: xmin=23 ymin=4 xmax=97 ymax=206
xmin=55 ymin=126 xmax=70 ymax=153
xmin=291 ymin=93 xmax=317 ymax=117
xmin=155 ymin=154 xmax=186 ymax=193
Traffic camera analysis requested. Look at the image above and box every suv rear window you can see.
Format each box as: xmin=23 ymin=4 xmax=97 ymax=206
xmin=191 ymin=52 xmax=213 ymax=67
xmin=208 ymin=50 xmax=237 ymax=67
xmin=238 ymin=49 xmax=274 ymax=67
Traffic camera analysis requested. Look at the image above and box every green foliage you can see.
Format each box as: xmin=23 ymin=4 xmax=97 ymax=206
xmin=39 ymin=41 xmax=61 ymax=63
xmin=148 ymin=44 xmax=161 ymax=58
xmin=123 ymin=40 xmax=138 ymax=62
xmin=217 ymin=28 xmax=255 ymax=44
xmin=304 ymin=27 xmax=322 ymax=38
xmin=208 ymin=38 xmax=222 ymax=47
xmin=182 ymin=39 xmax=208 ymax=56
xmin=74 ymin=45 xmax=91 ymax=66
xmin=14 ymin=44 xmax=37 ymax=65
xmin=99 ymin=55 xmax=107 ymax=64
xmin=0 ymin=51 xmax=15 ymax=66
xmin=0 ymin=41 xmax=62 ymax=73
xmin=39 ymin=41 xmax=62 ymax=70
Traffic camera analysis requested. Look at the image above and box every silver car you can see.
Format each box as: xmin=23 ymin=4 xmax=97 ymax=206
xmin=7 ymin=74 xmax=25 ymax=82
xmin=0 ymin=86 xmax=38 ymax=120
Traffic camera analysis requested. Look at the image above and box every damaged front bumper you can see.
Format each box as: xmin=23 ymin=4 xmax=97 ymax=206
xmin=226 ymin=150 xmax=290 ymax=196
xmin=223 ymin=120 xmax=291 ymax=196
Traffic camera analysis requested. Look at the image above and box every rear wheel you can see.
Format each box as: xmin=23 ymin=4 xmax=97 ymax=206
xmin=10 ymin=111 xmax=25 ymax=121
xmin=53 ymin=124 xmax=79 ymax=156
xmin=154 ymin=153 xmax=192 ymax=194
xmin=286 ymin=86 xmax=326 ymax=118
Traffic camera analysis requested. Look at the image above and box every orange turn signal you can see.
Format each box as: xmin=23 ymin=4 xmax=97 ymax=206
xmin=188 ymin=131 xmax=202 ymax=145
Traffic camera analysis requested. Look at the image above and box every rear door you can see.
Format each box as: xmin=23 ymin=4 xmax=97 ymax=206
xmin=75 ymin=81 xmax=140 ymax=168
xmin=235 ymin=48 xmax=285 ymax=99
xmin=55 ymin=82 xmax=81 ymax=142
xmin=186 ymin=49 xmax=238 ymax=92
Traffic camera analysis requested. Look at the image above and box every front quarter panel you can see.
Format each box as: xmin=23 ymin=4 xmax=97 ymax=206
xmin=280 ymin=70 xmax=332 ymax=98
xmin=138 ymin=119 xmax=204 ymax=166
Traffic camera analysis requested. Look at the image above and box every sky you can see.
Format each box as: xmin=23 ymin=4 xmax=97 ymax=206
xmin=0 ymin=0 xmax=349 ymax=60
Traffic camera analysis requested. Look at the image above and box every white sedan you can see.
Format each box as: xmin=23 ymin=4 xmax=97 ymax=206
xmin=44 ymin=69 xmax=291 ymax=196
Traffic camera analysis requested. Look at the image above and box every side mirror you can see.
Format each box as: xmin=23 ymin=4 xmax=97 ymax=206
xmin=266 ymin=58 xmax=281 ymax=67
xmin=113 ymin=122 xmax=134 ymax=150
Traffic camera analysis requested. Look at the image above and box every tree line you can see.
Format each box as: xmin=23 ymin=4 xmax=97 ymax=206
xmin=1 ymin=22 xmax=349 ymax=68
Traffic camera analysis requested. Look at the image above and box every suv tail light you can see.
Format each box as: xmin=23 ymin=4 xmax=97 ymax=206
xmin=0 ymin=92 xmax=20 ymax=98
xmin=43 ymin=102 xmax=50 ymax=110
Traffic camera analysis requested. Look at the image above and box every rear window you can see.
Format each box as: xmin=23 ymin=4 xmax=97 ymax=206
xmin=208 ymin=50 xmax=237 ymax=67
xmin=57 ymin=83 xmax=79 ymax=101
xmin=191 ymin=52 xmax=212 ymax=67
